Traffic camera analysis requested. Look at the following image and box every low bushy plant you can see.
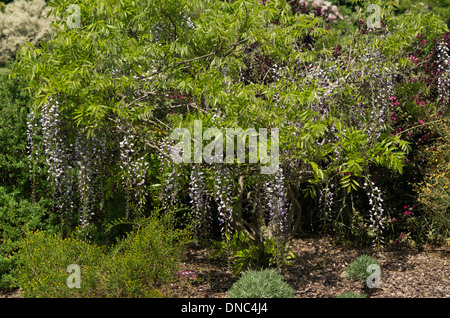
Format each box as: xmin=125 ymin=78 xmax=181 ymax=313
xmin=103 ymin=212 xmax=193 ymax=297
xmin=228 ymin=269 xmax=295 ymax=298
xmin=12 ymin=229 xmax=105 ymax=297
xmin=212 ymin=231 xmax=295 ymax=275
xmin=12 ymin=212 xmax=192 ymax=297
xmin=346 ymin=255 xmax=380 ymax=283
xmin=0 ymin=187 xmax=55 ymax=290
xmin=415 ymin=119 xmax=450 ymax=244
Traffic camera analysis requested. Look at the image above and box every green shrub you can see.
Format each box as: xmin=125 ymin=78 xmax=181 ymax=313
xmin=228 ymin=269 xmax=296 ymax=298
xmin=415 ymin=119 xmax=450 ymax=244
xmin=0 ymin=65 xmax=56 ymax=291
xmin=346 ymin=255 xmax=380 ymax=283
xmin=0 ymin=69 xmax=31 ymax=193
xmin=336 ymin=291 xmax=367 ymax=298
xmin=12 ymin=229 xmax=105 ymax=297
xmin=0 ymin=187 xmax=55 ymax=290
xmin=212 ymin=231 xmax=295 ymax=275
xmin=12 ymin=212 xmax=192 ymax=297
xmin=397 ymin=0 xmax=450 ymax=27
xmin=102 ymin=212 xmax=193 ymax=297
xmin=0 ymin=63 xmax=51 ymax=201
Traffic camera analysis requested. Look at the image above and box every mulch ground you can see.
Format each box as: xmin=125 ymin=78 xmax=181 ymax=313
xmin=166 ymin=238 xmax=450 ymax=298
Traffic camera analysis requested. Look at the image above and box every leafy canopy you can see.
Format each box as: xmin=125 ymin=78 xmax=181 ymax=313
xmin=10 ymin=0 xmax=448 ymax=192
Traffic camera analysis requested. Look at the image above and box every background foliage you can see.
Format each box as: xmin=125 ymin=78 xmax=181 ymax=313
xmin=0 ymin=0 xmax=54 ymax=66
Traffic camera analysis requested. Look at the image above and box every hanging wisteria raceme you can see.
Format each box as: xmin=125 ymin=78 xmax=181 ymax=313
xmin=41 ymin=97 xmax=63 ymax=182
xmin=364 ymin=181 xmax=385 ymax=246
xmin=436 ymin=40 xmax=450 ymax=109
xmin=319 ymin=182 xmax=334 ymax=230
xmin=362 ymin=49 xmax=393 ymax=142
xmin=214 ymin=164 xmax=234 ymax=236
xmin=26 ymin=112 xmax=41 ymax=201
xmin=265 ymin=167 xmax=289 ymax=240
xmin=307 ymin=63 xmax=331 ymax=118
xmin=312 ymin=64 xmax=340 ymax=120
xmin=119 ymin=134 xmax=150 ymax=217
xmin=75 ymin=130 xmax=107 ymax=233
xmin=29 ymin=95 xmax=112 ymax=233
xmin=189 ymin=164 xmax=212 ymax=236
xmin=40 ymin=96 xmax=76 ymax=225
xmin=76 ymin=133 xmax=95 ymax=230
xmin=184 ymin=14 xmax=195 ymax=30
xmin=250 ymin=179 xmax=267 ymax=236
xmin=303 ymin=63 xmax=343 ymax=161
xmin=26 ymin=113 xmax=38 ymax=170
xmin=159 ymin=138 xmax=180 ymax=209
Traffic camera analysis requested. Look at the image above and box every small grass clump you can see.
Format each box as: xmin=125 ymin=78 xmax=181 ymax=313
xmin=336 ymin=291 xmax=367 ymax=298
xmin=228 ymin=269 xmax=296 ymax=298
xmin=346 ymin=255 xmax=380 ymax=282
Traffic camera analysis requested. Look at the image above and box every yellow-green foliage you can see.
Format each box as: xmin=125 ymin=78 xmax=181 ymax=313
xmin=415 ymin=118 xmax=450 ymax=242
xmin=103 ymin=214 xmax=192 ymax=297
xmin=13 ymin=230 xmax=104 ymax=298
xmin=12 ymin=213 xmax=192 ymax=297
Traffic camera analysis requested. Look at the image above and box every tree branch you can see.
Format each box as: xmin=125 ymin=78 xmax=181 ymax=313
xmin=142 ymin=38 xmax=248 ymax=80
xmin=108 ymin=117 xmax=172 ymax=160
xmin=288 ymin=184 xmax=302 ymax=239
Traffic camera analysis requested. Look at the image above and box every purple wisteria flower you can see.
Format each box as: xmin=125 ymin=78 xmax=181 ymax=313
xmin=215 ymin=164 xmax=234 ymax=236
xmin=159 ymin=137 xmax=181 ymax=208
xmin=120 ymin=134 xmax=150 ymax=217
xmin=436 ymin=40 xmax=450 ymax=107
xmin=364 ymin=181 xmax=385 ymax=246
xmin=189 ymin=164 xmax=212 ymax=236
xmin=265 ymin=167 xmax=289 ymax=240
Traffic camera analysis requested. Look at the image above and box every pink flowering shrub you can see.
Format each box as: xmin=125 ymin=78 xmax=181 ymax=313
xmin=288 ymin=0 xmax=343 ymax=22
xmin=369 ymin=31 xmax=450 ymax=246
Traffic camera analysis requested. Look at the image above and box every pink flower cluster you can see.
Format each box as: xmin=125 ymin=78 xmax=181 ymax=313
xmin=389 ymin=96 xmax=401 ymax=107
xmin=409 ymin=55 xmax=419 ymax=65
xmin=414 ymin=98 xmax=430 ymax=111
xmin=390 ymin=232 xmax=408 ymax=246
xmin=177 ymin=270 xmax=197 ymax=280
xmin=399 ymin=204 xmax=414 ymax=217
xmin=288 ymin=0 xmax=343 ymax=22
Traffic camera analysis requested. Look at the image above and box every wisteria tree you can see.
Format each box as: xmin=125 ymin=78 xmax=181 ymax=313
xmin=12 ymin=0 xmax=448 ymax=262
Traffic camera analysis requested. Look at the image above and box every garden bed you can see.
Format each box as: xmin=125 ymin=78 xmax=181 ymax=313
xmin=1 ymin=238 xmax=448 ymax=298
xmin=166 ymin=238 xmax=450 ymax=298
